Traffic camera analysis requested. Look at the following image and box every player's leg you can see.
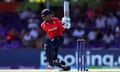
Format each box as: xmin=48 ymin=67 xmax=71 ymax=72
xmin=52 ymin=36 xmax=71 ymax=71
xmin=44 ymin=39 xmax=54 ymax=68
xmin=53 ymin=36 xmax=64 ymax=60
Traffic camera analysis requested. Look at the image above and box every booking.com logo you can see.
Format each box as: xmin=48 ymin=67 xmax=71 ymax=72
xmin=40 ymin=51 xmax=120 ymax=67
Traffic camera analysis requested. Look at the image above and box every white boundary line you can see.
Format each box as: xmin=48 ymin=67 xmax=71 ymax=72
xmin=0 ymin=69 xmax=120 ymax=72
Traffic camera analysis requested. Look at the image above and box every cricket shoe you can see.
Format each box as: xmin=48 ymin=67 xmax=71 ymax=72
xmin=46 ymin=64 xmax=54 ymax=70
xmin=59 ymin=65 xmax=71 ymax=71
xmin=53 ymin=59 xmax=71 ymax=71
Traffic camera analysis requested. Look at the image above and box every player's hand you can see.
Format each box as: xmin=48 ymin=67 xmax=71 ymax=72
xmin=62 ymin=16 xmax=71 ymax=29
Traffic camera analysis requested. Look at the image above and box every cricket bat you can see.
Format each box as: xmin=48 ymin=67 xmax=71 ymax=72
xmin=62 ymin=0 xmax=71 ymax=29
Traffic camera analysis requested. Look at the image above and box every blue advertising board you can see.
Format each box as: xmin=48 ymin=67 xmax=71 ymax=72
xmin=0 ymin=48 xmax=40 ymax=66
xmin=40 ymin=48 xmax=120 ymax=68
xmin=0 ymin=48 xmax=120 ymax=69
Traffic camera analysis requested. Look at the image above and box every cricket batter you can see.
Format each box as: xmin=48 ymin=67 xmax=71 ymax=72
xmin=41 ymin=9 xmax=71 ymax=71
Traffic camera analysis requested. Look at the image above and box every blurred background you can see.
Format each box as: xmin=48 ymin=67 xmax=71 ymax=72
xmin=0 ymin=0 xmax=120 ymax=69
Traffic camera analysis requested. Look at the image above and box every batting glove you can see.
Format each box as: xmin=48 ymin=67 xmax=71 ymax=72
xmin=62 ymin=16 xmax=71 ymax=29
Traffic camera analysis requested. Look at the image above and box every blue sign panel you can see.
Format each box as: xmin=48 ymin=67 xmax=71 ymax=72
xmin=0 ymin=48 xmax=120 ymax=69
xmin=0 ymin=49 xmax=40 ymax=66
xmin=40 ymin=48 xmax=120 ymax=68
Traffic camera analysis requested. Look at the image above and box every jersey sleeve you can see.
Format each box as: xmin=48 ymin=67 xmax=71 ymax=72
xmin=56 ymin=18 xmax=65 ymax=32
xmin=41 ymin=22 xmax=46 ymax=32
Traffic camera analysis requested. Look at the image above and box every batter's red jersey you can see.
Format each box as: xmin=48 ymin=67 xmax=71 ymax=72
xmin=41 ymin=17 xmax=65 ymax=39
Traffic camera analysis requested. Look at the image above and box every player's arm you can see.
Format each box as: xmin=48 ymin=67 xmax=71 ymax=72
xmin=57 ymin=18 xmax=65 ymax=32
xmin=41 ymin=22 xmax=47 ymax=32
